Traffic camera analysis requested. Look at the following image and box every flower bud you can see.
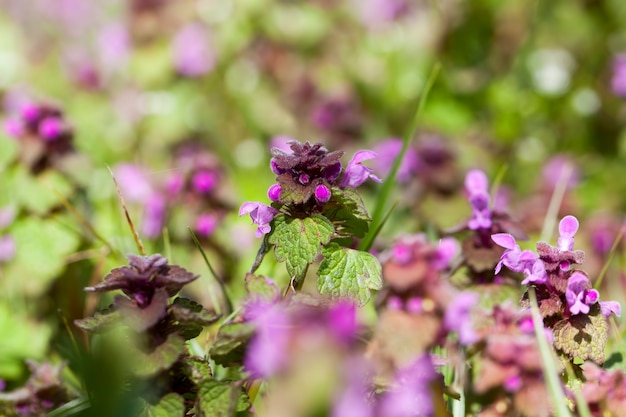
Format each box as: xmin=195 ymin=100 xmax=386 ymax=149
xmin=314 ymin=184 xmax=331 ymax=204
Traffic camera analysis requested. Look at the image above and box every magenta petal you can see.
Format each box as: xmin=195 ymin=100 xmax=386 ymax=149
xmin=350 ymin=150 xmax=377 ymax=164
xmin=491 ymin=233 xmax=517 ymax=250
xmin=600 ymin=301 xmax=621 ymax=317
xmin=239 ymin=202 xmax=260 ymax=217
xmin=465 ymin=169 xmax=489 ymax=195
xmin=559 ymin=215 xmax=579 ymax=238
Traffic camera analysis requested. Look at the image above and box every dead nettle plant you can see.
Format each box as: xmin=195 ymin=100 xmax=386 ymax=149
xmin=239 ymin=140 xmax=384 ymax=306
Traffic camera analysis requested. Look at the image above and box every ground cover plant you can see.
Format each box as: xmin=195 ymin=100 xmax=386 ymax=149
xmin=0 ymin=1 xmax=626 ymax=416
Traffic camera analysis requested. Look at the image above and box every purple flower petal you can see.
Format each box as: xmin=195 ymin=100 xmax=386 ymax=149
xmin=339 ymin=150 xmax=382 ymax=188
xmin=491 ymin=233 xmax=517 ymax=250
xmin=465 ymin=169 xmax=489 ymax=195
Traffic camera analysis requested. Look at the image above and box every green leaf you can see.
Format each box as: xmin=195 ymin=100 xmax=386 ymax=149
xmin=244 ymin=273 xmax=280 ymax=302
xmin=140 ymin=393 xmax=185 ymax=417
xmin=168 ymin=297 xmax=221 ymax=340
xmin=320 ymin=187 xmax=371 ymax=239
xmin=209 ymin=323 xmax=254 ymax=367
xmin=268 ymin=214 xmax=334 ymax=280
xmin=74 ymin=305 xmax=121 ymax=333
xmin=317 ymin=243 xmax=382 ymax=306
xmin=131 ymin=334 xmax=186 ymax=378
xmin=195 ymin=380 xmax=250 ymax=417
xmin=181 ymin=356 xmax=213 ymax=385
xmin=553 ymin=306 xmax=608 ymax=364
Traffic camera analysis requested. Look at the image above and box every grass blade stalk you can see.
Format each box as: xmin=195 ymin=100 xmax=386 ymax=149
xmin=358 ymin=62 xmax=441 ymax=251
xmin=528 ymin=287 xmax=572 ymax=417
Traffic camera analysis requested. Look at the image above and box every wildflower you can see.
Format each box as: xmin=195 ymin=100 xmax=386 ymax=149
xmin=314 ymin=184 xmax=331 ymax=204
xmin=444 ymin=291 xmax=480 ymax=345
xmin=142 ymin=194 xmax=166 ymax=239
xmin=465 ymin=169 xmax=492 ymax=231
xmin=520 ymin=259 xmax=547 ymax=285
xmin=378 ymin=356 xmax=438 ymax=417
xmin=86 ymin=254 xmax=197 ymax=299
xmin=372 ymin=138 xmax=419 ymax=183
xmin=565 ymin=272 xmax=595 ymax=315
xmin=195 ymin=213 xmax=218 ymax=236
xmin=339 ymin=150 xmax=382 ymax=188
xmin=491 ymin=233 xmax=537 ymax=274
xmin=243 ymin=301 xmax=291 ymax=378
xmin=267 ymin=184 xmax=281 ymax=201
xmin=611 ymin=53 xmax=626 ymax=97
xmin=172 ymin=23 xmax=216 ymax=77
xmin=191 ymin=170 xmax=218 ymax=194
xmin=239 ymin=202 xmax=280 ymax=238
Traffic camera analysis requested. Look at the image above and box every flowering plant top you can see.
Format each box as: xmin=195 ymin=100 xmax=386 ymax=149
xmin=240 ymin=140 xmax=383 ymax=305
xmin=492 ymin=215 xmax=620 ymax=364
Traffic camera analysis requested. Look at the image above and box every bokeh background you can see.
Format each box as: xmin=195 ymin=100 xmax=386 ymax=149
xmin=1 ymin=0 xmax=626 ymax=387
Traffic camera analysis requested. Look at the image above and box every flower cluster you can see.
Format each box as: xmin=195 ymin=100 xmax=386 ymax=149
xmin=116 ymin=143 xmax=229 ymax=239
xmin=470 ymin=303 xmax=555 ymax=417
xmin=492 ymin=215 xmax=620 ymax=363
xmin=454 ymin=169 xmax=528 ymax=282
xmin=3 ymin=102 xmax=74 ymax=173
xmin=240 ymin=140 xmax=381 ymax=238
xmin=369 ymin=234 xmax=480 ymax=375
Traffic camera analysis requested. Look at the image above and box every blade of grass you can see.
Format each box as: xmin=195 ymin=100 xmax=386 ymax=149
xmin=489 ymin=163 xmax=509 ymax=207
xmin=163 ymin=227 xmax=172 ymax=261
xmin=44 ymin=397 xmax=90 ymax=417
xmin=106 ymin=165 xmax=146 ymax=256
xmin=188 ymin=227 xmax=232 ymax=315
xmin=564 ymin=361 xmax=591 ymax=417
xmin=358 ymin=62 xmax=441 ymax=251
xmin=540 ymin=164 xmax=572 ymax=242
xmin=361 ymin=200 xmax=399 ymax=252
xmin=528 ymin=287 xmax=572 ymax=417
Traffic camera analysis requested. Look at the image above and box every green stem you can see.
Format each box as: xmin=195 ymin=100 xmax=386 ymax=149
xmin=359 ymin=62 xmax=441 ymax=251
xmin=528 ymin=287 xmax=572 ymax=417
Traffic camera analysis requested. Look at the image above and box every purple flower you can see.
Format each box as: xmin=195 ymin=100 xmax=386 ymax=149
xmin=565 ymin=272 xmax=594 ymax=315
xmin=172 ymin=23 xmax=216 ymax=77
xmin=195 ymin=214 xmax=218 ymax=236
xmin=542 ymin=155 xmax=579 ymax=190
xmin=378 ymin=356 xmax=437 ymax=417
xmin=520 ymin=259 xmax=548 ymax=285
xmin=600 ymin=301 xmax=621 ymax=318
xmin=239 ymin=202 xmax=280 ymax=238
xmin=192 ymin=170 xmax=218 ymax=194
xmin=372 ymin=138 xmax=419 ymax=183
xmin=557 ymin=215 xmax=579 ymax=252
xmin=433 ymin=237 xmax=459 ymax=270
xmin=465 ymin=170 xmax=492 ymax=230
xmin=97 ymin=22 xmax=131 ymax=74
xmin=269 ymin=135 xmax=295 ymax=154
xmin=38 ymin=117 xmax=64 ymax=141
xmin=3 ymin=118 xmax=23 ymax=137
xmin=0 ymin=235 xmax=16 ymax=263
xmin=332 ymin=359 xmax=374 ymax=417
xmin=358 ymin=0 xmax=410 ymax=29
xmin=444 ymin=291 xmax=480 ymax=345
xmin=314 ymin=184 xmax=331 ymax=204
xmin=142 ymin=194 xmax=166 ymax=239
xmin=165 ymin=172 xmax=185 ymax=196
xmin=465 ymin=169 xmax=489 ymax=195
xmin=244 ymin=302 xmax=291 ymax=378
xmin=611 ymin=54 xmax=626 ymax=97
xmin=267 ymin=184 xmax=281 ymax=202
xmin=327 ymin=301 xmax=358 ymax=343
xmin=339 ymin=150 xmax=382 ymax=188
xmin=115 ymin=164 xmax=154 ymax=203
xmin=492 ymin=233 xmax=537 ymax=274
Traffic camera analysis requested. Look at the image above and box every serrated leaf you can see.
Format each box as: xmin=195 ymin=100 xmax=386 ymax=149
xmin=244 ymin=273 xmax=280 ymax=302
xmin=209 ymin=323 xmax=254 ymax=367
xmin=132 ymin=334 xmax=186 ymax=378
xmin=268 ymin=214 xmax=334 ymax=279
xmin=320 ymin=187 xmax=371 ymax=238
xmin=553 ymin=306 xmax=608 ymax=364
xmin=182 ymin=356 xmax=213 ymax=385
xmin=74 ymin=305 xmax=120 ymax=333
xmin=195 ymin=380 xmax=250 ymax=417
xmin=317 ymin=243 xmax=382 ymax=306
xmin=168 ymin=297 xmax=221 ymax=340
xmin=140 ymin=393 xmax=185 ymax=417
